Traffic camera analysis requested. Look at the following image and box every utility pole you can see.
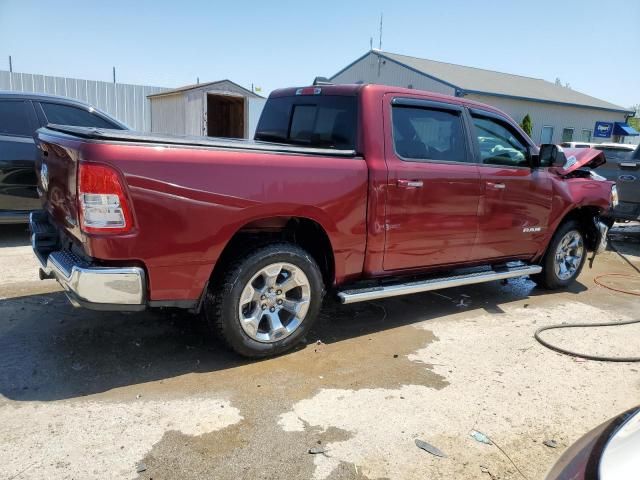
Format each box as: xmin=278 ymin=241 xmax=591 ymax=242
xmin=197 ymin=77 xmax=200 ymax=84
xmin=378 ymin=13 xmax=383 ymax=50
xmin=113 ymin=66 xmax=116 ymax=84
xmin=8 ymin=55 xmax=12 ymax=72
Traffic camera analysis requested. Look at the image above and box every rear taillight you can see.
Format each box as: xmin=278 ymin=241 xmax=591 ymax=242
xmin=78 ymin=163 xmax=133 ymax=234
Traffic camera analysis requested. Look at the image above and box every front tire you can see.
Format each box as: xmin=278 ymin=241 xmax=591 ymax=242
xmin=535 ymin=220 xmax=586 ymax=289
xmin=204 ymin=243 xmax=325 ymax=358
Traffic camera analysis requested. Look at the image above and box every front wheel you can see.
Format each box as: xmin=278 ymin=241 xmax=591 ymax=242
xmin=535 ymin=220 xmax=586 ymax=289
xmin=204 ymin=243 xmax=325 ymax=357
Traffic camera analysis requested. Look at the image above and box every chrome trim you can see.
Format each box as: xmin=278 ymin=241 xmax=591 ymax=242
xmin=30 ymin=213 xmax=145 ymax=308
xmin=45 ymin=252 xmax=145 ymax=306
xmin=337 ymin=265 xmax=542 ymax=304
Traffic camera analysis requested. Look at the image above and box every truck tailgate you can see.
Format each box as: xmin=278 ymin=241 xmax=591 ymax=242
xmin=36 ymin=130 xmax=83 ymax=241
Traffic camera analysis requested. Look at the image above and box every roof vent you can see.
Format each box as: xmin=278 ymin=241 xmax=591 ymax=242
xmin=313 ymin=76 xmax=334 ymax=86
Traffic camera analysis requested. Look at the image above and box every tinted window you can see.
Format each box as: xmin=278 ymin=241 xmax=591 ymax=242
xmin=392 ymin=105 xmax=468 ymax=162
xmin=594 ymin=147 xmax=633 ymax=163
xmin=40 ymin=102 xmax=118 ymax=129
xmin=0 ymin=100 xmax=32 ymax=136
xmin=255 ymin=95 xmax=357 ymax=149
xmin=472 ymin=116 xmax=528 ymax=167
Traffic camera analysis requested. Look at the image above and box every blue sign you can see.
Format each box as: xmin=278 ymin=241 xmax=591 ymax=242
xmin=594 ymin=121 xmax=613 ymax=138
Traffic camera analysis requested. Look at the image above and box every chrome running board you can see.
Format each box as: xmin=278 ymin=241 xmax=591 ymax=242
xmin=337 ymin=264 xmax=542 ymax=305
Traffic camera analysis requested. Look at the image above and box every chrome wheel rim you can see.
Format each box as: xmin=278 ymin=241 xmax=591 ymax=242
xmin=554 ymin=230 xmax=584 ymax=281
xmin=238 ymin=262 xmax=311 ymax=343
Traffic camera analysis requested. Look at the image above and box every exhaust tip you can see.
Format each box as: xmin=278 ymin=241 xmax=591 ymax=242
xmin=38 ymin=268 xmax=54 ymax=281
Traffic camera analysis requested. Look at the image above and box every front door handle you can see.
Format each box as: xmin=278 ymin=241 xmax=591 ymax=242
xmin=487 ymin=182 xmax=506 ymax=190
xmin=397 ymin=179 xmax=423 ymax=188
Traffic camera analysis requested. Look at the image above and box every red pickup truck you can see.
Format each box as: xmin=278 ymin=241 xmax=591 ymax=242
xmin=31 ymin=84 xmax=616 ymax=357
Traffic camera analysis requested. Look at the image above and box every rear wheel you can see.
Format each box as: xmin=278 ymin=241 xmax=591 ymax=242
xmin=535 ymin=220 xmax=586 ymax=289
xmin=204 ymin=243 xmax=324 ymax=357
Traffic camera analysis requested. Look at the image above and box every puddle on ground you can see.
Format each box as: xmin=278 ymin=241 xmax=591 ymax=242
xmin=135 ymin=302 xmax=444 ymax=480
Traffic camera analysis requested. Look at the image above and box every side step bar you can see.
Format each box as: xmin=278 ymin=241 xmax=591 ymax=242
xmin=337 ymin=264 xmax=542 ymax=305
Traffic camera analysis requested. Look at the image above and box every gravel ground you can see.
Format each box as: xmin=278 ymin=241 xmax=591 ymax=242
xmin=1 ymin=223 xmax=639 ymax=479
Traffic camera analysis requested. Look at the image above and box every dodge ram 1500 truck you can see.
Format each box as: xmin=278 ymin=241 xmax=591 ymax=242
xmin=30 ymin=84 xmax=616 ymax=357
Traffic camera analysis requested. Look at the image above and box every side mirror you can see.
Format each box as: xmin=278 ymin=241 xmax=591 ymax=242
xmin=538 ymin=144 xmax=567 ymax=168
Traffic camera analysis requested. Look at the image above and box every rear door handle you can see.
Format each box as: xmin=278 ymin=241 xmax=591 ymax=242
xmin=486 ymin=182 xmax=506 ymax=190
xmin=397 ymin=179 xmax=423 ymax=188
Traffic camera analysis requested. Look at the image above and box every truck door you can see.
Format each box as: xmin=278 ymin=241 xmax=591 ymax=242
xmin=468 ymin=109 xmax=553 ymax=260
xmin=383 ymin=96 xmax=482 ymax=271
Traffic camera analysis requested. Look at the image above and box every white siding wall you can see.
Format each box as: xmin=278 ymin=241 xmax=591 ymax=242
xmin=0 ymin=70 xmax=166 ymax=131
xmin=331 ymin=52 xmax=455 ymax=96
xmin=464 ymin=94 xmax=628 ymax=145
xmin=150 ymin=93 xmax=186 ymax=135
xmin=185 ymin=89 xmax=205 ymax=136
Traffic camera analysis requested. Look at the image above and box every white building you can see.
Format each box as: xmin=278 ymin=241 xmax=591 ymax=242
xmin=331 ymin=51 xmax=638 ymax=145
xmin=148 ymin=80 xmax=265 ymax=139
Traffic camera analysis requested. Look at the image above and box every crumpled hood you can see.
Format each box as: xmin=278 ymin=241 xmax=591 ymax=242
xmin=558 ymin=148 xmax=606 ymax=174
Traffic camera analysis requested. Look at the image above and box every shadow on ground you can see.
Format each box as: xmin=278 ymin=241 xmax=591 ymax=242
xmin=0 ymin=223 xmax=31 ymax=248
xmin=0 ymin=272 xmax=587 ymax=402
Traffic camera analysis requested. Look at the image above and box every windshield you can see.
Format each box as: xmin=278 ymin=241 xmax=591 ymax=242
xmin=255 ymin=95 xmax=358 ymax=150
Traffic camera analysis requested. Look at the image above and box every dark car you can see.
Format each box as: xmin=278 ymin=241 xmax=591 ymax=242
xmin=0 ymin=92 xmax=127 ymax=224
xmin=591 ymin=143 xmax=639 ymax=221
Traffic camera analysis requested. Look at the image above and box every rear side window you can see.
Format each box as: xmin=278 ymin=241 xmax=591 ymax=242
xmin=392 ymin=105 xmax=468 ymax=162
xmin=40 ymin=102 xmax=119 ymax=129
xmin=255 ymin=95 xmax=357 ymax=150
xmin=0 ymin=100 xmax=32 ymax=136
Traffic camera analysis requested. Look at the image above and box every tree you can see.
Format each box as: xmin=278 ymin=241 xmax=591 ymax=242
xmin=520 ymin=114 xmax=533 ymax=136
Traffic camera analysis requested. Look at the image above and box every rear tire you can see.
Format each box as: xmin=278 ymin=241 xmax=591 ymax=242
xmin=534 ymin=220 xmax=586 ymax=289
xmin=204 ymin=243 xmax=324 ymax=358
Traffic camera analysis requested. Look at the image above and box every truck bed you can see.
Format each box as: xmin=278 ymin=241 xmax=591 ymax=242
xmin=42 ymin=124 xmax=359 ymax=157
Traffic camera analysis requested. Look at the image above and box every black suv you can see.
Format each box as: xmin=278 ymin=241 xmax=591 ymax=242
xmin=0 ymin=92 xmax=127 ymax=224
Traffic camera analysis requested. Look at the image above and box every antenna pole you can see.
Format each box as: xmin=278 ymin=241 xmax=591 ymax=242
xmin=379 ymin=13 xmax=383 ymax=50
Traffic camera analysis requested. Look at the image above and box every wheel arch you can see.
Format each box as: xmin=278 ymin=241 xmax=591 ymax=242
xmin=209 ymin=215 xmax=336 ymax=291
xmin=546 ymin=205 xmax=606 ymax=255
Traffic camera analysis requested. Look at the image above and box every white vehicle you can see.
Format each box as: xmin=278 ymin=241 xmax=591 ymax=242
xmin=560 ymin=142 xmax=595 ymax=148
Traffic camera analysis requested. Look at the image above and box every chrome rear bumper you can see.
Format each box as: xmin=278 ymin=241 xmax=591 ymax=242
xmin=30 ymin=212 xmax=146 ymax=311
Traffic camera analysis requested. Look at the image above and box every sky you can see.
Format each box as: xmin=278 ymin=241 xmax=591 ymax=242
xmin=1 ymin=0 xmax=639 ymax=108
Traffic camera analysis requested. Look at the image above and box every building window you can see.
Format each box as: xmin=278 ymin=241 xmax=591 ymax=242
xmin=562 ymin=128 xmax=574 ymax=142
xmin=540 ymin=126 xmax=554 ymax=144
xmin=581 ymin=129 xmax=592 ymax=142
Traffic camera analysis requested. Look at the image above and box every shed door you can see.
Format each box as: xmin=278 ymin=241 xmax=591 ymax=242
xmin=247 ymin=98 xmax=266 ymax=139
xmin=206 ymin=93 xmax=245 ymax=138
